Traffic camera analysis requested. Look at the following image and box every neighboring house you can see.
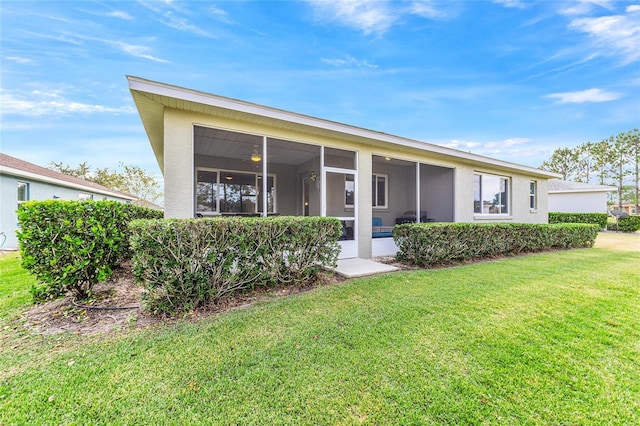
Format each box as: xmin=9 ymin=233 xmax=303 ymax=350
xmin=0 ymin=153 xmax=136 ymax=250
xmin=548 ymin=179 xmax=616 ymax=214
xmin=128 ymin=76 xmax=560 ymax=260
xmin=611 ymin=203 xmax=639 ymax=215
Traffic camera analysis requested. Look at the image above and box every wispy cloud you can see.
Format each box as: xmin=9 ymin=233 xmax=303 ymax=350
xmin=0 ymin=89 xmax=136 ymax=116
xmin=306 ymin=0 xmax=451 ymax=34
xmin=105 ymin=40 xmax=169 ymax=63
xmin=493 ymin=0 xmax=528 ymax=10
xmin=546 ymin=88 xmax=622 ymax=104
xmin=440 ymin=138 xmax=543 ymax=160
xmin=322 ymin=55 xmax=377 ymax=68
xmin=4 ymin=56 xmax=36 ymax=65
xmin=566 ymin=2 xmax=640 ymax=63
xmin=307 ymin=0 xmax=397 ymax=35
xmin=160 ymin=11 xmax=216 ymax=38
xmin=560 ymin=0 xmax=615 ymax=16
xmin=409 ymin=1 xmax=451 ymax=19
xmin=106 ymin=10 xmax=133 ymax=20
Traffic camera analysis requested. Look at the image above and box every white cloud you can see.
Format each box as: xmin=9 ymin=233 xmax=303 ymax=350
xmin=306 ymin=0 xmax=452 ymax=34
xmin=409 ymin=1 xmax=450 ymax=19
xmin=208 ymin=6 xmax=233 ymax=24
xmin=569 ymin=14 xmax=640 ymax=63
xmin=108 ymin=40 xmax=169 ymax=63
xmin=493 ymin=0 xmax=528 ymax=9
xmin=106 ymin=11 xmax=133 ymax=20
xmin=0 ymin=89 xmax=136 ymax=116
xmin=4 ymin=56 xmax=36 ymax=65
xmin=160 ymin=11 xmax=216 ymax=38
xmin=546 ymin=88 xmax=622 ymax=103
xmin=439 ymin=138 xmax=541 ymax=161
xmin=322 ymin=55 xmax=377 ymax=68
xmin=306 ymin=0 xmax=397 ymax=34
xmin=627 ymin=5 xmax=640 ymax=12
xmin=560 ymin=0 xmax=615 ymax=16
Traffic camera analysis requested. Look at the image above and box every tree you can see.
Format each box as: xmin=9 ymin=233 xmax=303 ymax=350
xmin=540 ymin=148 xmax=578 ymax=180
xmin=591 ymin=139 xmax=612 ymax=186
xmin=628 ymin=128 xmax=640 ymax=213
xmin=609 ymin=132 xmax=632 ymax=209
xmin=48 ymin=162 xmax=163 ymax=206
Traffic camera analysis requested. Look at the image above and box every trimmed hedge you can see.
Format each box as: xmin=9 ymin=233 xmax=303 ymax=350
xmin=17 ymin=200 xmax=162 ymax=301
xmin=129 ymin=216 xmax=342 ymax=313
xmin=393 ymin=222 xmax=599 ymax=267
xmin=606 ymin=215 xmax=640 ymax=232
xmin=548 ymin=212 xmax=608 ymax=229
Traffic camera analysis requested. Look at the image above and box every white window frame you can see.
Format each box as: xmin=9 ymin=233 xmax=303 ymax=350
xmin=17 ymin=181 xmax=29 ymax=203
xmin=79 ymin=193 xmax=93 ymax=200
xmin=473 ymin=172 xmax=510 ymax=216
xmin=372 ymin=173 xmax=388 ymax=209
xmin=529 ymin=180 xmax=537 ymax=211
xmin=195 ymin=167 xmax=277 ymax=216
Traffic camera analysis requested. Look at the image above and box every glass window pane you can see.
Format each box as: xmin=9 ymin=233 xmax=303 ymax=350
xmin=17 ymin=182 xmax=28 ymax=202
xmin=196 ymin=170 xmax=217 ymax=212
xmin=473 ymin=175 xmax=481 ymax=214
xmin=220 ymin=172 xmax=256 ymax=213
xmin=377 ymin=176 xmax=386 ymax=207
xmin=372 ymin=175 xmax=376 ymax=207
xmin=500 ymin=178 xmax=508 ymax=214
xmin=345 ymin=174 xmax=355 ymax=207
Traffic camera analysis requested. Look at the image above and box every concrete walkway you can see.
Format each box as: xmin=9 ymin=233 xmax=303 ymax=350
xmin=329 ymin=258 xmax=399 ymax=278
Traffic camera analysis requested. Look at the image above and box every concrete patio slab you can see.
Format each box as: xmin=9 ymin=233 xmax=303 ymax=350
xmin=329 ymin=258 xmax=399 ymax=279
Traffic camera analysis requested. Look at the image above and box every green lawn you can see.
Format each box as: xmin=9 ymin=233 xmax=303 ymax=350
xmin=1 ymin=235 xmax=639 ymax=425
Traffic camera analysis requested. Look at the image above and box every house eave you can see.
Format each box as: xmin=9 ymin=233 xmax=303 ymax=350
xmin=0 ymin=166 xmax=137 ymax=201
xmin=127 ymin=75 xmax=560 ymax=179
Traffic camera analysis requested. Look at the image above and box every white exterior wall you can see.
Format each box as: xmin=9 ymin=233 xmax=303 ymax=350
xmin=549 ymin=192 xmax=608 ymax=213
xmin=159 ymin=107 xmax=551 ymax=259
xmin=0 ymin=174 xmax=130 ymax=250
xmin=455 ymin=165 xmax=548 ymax=224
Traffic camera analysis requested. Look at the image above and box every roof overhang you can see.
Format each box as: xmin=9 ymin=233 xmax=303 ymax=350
xmin=128 ymin=75 xmax=561 ymax=179
xmin=0 ymin=165 xmax=137 ymax=201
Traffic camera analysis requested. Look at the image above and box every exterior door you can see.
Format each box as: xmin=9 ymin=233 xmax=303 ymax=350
xmin=324 ymin=168 xmax=357 ymax=259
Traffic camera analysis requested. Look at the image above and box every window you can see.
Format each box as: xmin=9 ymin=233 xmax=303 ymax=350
xmin=196 ymin=170 xmax=218 ymax=212
xmin=17 ymin=182 xmax=29 ymax=203
xmin=372 ymin=173 xmax=388 ymax=208
xmin=529 ymin=180 xmax=537 ymax=211
xmin=195 ymin=168 xmax=276 ymax=215
xmin=473 ymin=173 xmax=510 ymax=215
xmin=345 ymin=174 xmax=355 ymax=208
xmin=79 ymin=193 xmax=93 ymax=200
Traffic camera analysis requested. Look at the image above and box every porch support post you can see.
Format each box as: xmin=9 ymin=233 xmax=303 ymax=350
xmin=163 ymin=109 xmax=193 ymax=218
xmin=262 ymin=136 xmax=268 ymax=217
xmin=357 ymin=149 xmax=372 ymax=259
xmin=416 ymin=162 xmax=421 ymax=223
xmin=320 ymin=146 xmax=326 ymax=217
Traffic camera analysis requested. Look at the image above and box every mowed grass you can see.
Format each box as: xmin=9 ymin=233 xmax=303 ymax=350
xmin=1 ymin=234 xmax=639 ymax=425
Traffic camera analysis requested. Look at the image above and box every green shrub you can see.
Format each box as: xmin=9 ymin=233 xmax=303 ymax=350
xmin=17 ymin=200 xmax=162 ymax=301
xmin=548 ymin=212 xmax=608 ymax=228
xmin=393 ymin=222 xmax=599 ymax=267
xmin=129 ymin=216 xmax=342 ymax=314
xmin=606 ymin=215 xmax=640 ymax=232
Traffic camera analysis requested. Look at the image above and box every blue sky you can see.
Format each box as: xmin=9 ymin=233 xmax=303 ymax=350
xmin=1 ymin=0 xmax=639 ymax=178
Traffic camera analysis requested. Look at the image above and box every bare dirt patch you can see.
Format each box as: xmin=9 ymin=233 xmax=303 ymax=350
xmin=20 ymin=262 xmax=343 ymax=336
xmin=594 ymin=231 xmax=640 ymax=251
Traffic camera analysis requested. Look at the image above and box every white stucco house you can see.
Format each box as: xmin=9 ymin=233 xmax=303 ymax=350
xmin=128 ymin=76 xmax=560 ymax=260
xmin=548 ymin=179 xmax=616 ymax=214
xmin=0 ymin=153 xmax=136 ymax=250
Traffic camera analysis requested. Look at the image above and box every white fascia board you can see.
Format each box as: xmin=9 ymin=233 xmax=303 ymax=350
xmin=0 ymin=166 xmax=137 ymax=201
xmin=127 ymin=76 xmax=560 ymax=179
xmin=549 ymin=188 xmax=616 ymax=194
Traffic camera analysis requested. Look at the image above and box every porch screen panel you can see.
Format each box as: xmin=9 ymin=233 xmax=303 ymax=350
xmin=267 ymin=138 xmax=321 ymax=216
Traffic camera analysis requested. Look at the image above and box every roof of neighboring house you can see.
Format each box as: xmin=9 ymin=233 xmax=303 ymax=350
xmin=0 ymin=153 xmax=137 ymax=201
xmin=127 ymin=75 xmax=560 ymax=180
xmin=548 ymin=179 xmax=616 ymax=193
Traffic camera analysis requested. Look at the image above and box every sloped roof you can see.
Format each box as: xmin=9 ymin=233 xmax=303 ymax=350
xmin=128 ymin=75 xmax=560 ymax=180
xmin=548 ymin=179 xmax=616 ymax=193
xmin=0 ymin=153 xmax=137 ymax=200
